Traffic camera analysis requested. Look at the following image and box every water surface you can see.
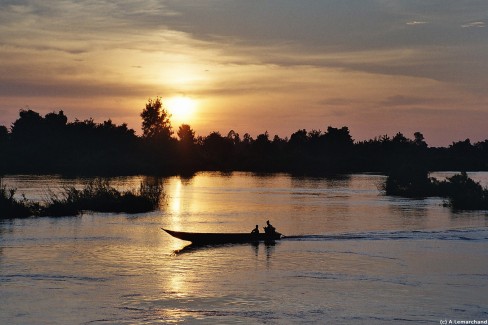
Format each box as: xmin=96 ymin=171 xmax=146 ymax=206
xmin=1 ymin=172 xmax=487 ymax=324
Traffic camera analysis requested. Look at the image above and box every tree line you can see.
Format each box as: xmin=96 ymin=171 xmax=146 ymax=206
xmin=1 ymin=97 xmax=487 ymax=175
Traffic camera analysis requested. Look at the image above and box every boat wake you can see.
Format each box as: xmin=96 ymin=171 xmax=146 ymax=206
xmin=283 ymin=228 xmax=488 ymax=242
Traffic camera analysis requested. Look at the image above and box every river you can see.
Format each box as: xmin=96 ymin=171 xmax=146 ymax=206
xmin=1 ymin=172 xmax=487 ymax=324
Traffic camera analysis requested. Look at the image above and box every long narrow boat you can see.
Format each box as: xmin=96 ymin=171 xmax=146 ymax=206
xmin=162 ymin=228 xmax=282 ymax=245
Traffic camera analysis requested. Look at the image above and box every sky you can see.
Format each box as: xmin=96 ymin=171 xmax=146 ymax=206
xmin=1 ymin=0 xmax=487 ymax=146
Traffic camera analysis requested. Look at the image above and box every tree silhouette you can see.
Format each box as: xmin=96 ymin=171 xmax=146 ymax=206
xmin=289 ymin=129 xmax=308 ymax=149
xmin=0 ymin=125 xmax=8 ymax=142
xmin=177 ymin=124 xmax=196 ymax=145
xmin=45 ymin=110 xmax=68 ymax=127
xmin=1 ymin=104 xmax=488 ymax=176
xmin=203 ymin=131 xmax=233 ymax=169
xmin=10 ymin=109 xmax=43 ymax=142
xmin=323 ymin=126 xmax=353 ymax=150
xmin=0 ymin=125 xmax=8 ymax=171
xmin=254 ymin=131 xmax=271 ymax=154
xmin=449 ymin=139 xmax=473 ymax=154
xmin=413 ymin=131 xmax=427 ymax=148
xmin=140 ymin=97 xmax=173 ymax=141
xmin=175 ymin=124 xmax=199 ymax=173
xmin=227 ymin=130 xmax=241 ymax=145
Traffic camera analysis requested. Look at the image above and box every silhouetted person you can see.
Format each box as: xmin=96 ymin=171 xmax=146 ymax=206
xmin=251 ymin=225 xmax=259 ymax=234
xmin=263 ymin=220 xmax=276 ymax=234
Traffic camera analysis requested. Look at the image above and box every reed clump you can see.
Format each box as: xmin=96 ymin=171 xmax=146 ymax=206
xmin=40 ymin=179 xmax=163 ymax=216
xmin=1 ymin=179 xmax=163 ymax=219
xmin=0 ymin=184 xmax=38 ymax=218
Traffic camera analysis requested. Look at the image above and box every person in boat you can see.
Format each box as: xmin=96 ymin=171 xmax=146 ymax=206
xmin=263 ymin=220 xmax=276 ymax=234
xmin=251 ymin=225 xmax=259 ymax=234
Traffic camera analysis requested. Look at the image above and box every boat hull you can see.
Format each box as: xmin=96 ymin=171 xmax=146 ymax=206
xmin=162 ymin=228 xmax=282 ymax=245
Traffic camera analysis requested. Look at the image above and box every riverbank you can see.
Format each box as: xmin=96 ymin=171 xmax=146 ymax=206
xmin=2 ymin=109 xmax=487 ymax=176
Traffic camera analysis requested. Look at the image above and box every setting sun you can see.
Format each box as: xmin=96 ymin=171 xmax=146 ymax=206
xmin=165 ymin=96 xmax=197 ymax=125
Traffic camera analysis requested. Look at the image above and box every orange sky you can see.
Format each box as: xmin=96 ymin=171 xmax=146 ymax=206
xmin=1 ymin=1 xmax=487 ymax=146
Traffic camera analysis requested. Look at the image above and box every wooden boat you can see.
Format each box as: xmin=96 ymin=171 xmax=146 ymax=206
xmin=161 ymin=228 xmax=282 ymax=245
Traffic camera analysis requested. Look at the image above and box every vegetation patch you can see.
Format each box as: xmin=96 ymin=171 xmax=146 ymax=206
xmin=432 ymin=173 xmax=488 ymax=210
xmin=0 ymin=179 xmax=163 ymax=219
xmin=0 ymin=185 xmax=38 ymax=218
xmin=384 ymin=168 xmax=488 ymax=210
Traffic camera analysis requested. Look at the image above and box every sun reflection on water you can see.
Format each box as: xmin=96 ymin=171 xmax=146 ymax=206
xmin=170 ymin=179 xmax=182 ymax=216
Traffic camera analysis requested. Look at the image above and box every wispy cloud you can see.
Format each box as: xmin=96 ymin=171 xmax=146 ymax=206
xmin=406 ymin=21 xmax=428 ymax=25
xmin=382 ymin=95 xmax=437 ymax=106
xmin=461 ymin=21 xmax=486 ymax=28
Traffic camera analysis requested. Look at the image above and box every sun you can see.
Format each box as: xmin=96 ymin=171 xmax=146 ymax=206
xmin=165 ymin=96 xmax=197 ymax=125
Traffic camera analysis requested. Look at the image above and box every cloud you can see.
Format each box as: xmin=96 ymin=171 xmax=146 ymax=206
xmin=318 ymin=98 xmax=358 ymax=107
xmin=406 ymin=21 xmax=428 ymax=25
xmin=461 ymin=21 xmax=486 ymax=28
xmin=1 ymin=0 xmax=488 ymax=146
xmin=381 ymin=95 xmax=438 ymax=106
xmin=0 ymin=79 xmax=152 ymax=98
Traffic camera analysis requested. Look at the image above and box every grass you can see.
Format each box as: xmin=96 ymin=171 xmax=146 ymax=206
xmin=1 ymin=178 xmax=163 ymax=219
xmin=0 ymin=184 xmax=38 ymax=218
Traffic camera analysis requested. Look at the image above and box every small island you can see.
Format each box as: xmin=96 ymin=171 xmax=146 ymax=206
xmin=384 ymin=167 xmax=488 ymax=210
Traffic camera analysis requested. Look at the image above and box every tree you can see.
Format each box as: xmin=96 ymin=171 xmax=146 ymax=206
xmin=177 ymin=124 xmax=196 ymax=144
xmin=308 ymin=129 xmax=322 ymax=145
xmin=227 ymin=130 xmax=241 ymax=145
xmin=255 ymin=131 xmax=270 ymax=144
xmin=45 ymin=111 xmax=68 ymax=127
xmin=242 ymin=133 xmax=253 ymax=145
xmin=323 ymin=126 xmax=353 ymax=148
xmin=392 ymin=132 xmax=409 ymax=144
xmin=449 ymin=139 xmax=472 ymax=154
xmin=413 ymin=131 xmax=427 ymax=148
xmin=140 ymin=97 xmax=173 ymax=140
xmin=0 ymin=125 xmax=8 ymax=142
xmin=10 ymin=109 xmax=43 ymax=141
xmin=253 ymin=131 xmax=271 ymax=154
xmin=289 ymin=129 xmax=308 ymax=148
xmin=203 ymin=132 xmax=233 ymax=168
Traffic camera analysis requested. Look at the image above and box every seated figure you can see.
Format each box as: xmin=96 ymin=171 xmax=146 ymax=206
xmin=263 ymin=220 xmax=276 ymax=234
